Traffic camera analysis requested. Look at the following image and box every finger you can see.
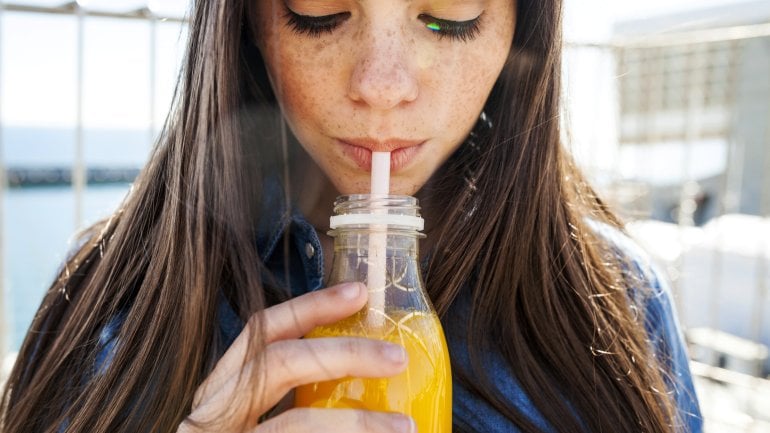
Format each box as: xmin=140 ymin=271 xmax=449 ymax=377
xmin=263 ymin=282 xmax=367 ymax=343
xmin=255 ymin=408 xmax=415 ymax=433
xmin=260 ymin=337 xmax=408 ymax=409
xmin=198 ymin=282 xmax=367 ymax=402
xmin=195 ymin=337 xmax=407 ymax=422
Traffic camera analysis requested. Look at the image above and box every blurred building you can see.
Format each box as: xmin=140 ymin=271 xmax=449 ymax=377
xmin=612 ymin=0 xmax=770 ymax=225
xmin=610 ymin=5 xmax=770 ymax=430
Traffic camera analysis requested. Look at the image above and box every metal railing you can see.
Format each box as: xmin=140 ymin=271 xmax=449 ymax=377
xmin=607 ymin=18 xmax=770 ymax=432
xmin=565 ymin=15 xmax=770 ymax=430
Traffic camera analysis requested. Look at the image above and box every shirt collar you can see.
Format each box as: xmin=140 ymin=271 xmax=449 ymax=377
xmin=218 ymin=176 xmax=326 ymax=351
xmin=254 ymin=175 xmax=325 ymax=295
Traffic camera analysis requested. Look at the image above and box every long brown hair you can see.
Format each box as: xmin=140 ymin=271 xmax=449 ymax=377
xmin=1 ymin=0 xmax=678 ymax=431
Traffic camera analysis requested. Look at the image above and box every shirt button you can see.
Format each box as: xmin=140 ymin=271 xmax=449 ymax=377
xmin=305 ymin=242 xmax=316 ymax=259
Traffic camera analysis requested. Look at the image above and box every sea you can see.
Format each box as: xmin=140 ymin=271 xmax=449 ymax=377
xmin=2 ymin=126 xmax=151 ymax=351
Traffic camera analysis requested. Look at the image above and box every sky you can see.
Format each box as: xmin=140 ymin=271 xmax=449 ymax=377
xmin=563 ymin=0 xmax=758 ymax=42
xmin=0 ymin=7 xmax=187 ymax=129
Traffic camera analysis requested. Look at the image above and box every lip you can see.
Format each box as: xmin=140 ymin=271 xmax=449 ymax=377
xmin=337 ymin=138 xmax=425 ymax=172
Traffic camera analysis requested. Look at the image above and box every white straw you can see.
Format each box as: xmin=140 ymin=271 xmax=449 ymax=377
xmin=368 ymin=152 xmax=390 ymax=327
xmin=371 ymin=152 xmax=390 ymax=195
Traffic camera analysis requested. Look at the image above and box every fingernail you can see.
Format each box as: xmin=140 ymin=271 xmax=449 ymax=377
xmin=391 ymin=415 xmax=414 ymax=433
xmin=382 ymin=343 xmax=406 ymax=364
xmin=337 ymin=282 xmax=361 ymax=300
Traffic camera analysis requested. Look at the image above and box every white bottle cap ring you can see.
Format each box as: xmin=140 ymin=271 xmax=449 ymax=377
xmin=329 ymin=213 xmax=424 ymax=230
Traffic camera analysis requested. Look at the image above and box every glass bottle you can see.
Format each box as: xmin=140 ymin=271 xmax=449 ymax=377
xmin=294 ymin=195 xmax=452 ymax=432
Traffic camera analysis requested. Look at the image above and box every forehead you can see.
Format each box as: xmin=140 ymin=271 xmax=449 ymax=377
xmin=264 ymin=0 xmax=498 ymax=8
xmin=254 ymin=0 xmax=510 ymax=21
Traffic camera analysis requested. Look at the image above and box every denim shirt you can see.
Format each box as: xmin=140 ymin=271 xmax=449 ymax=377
xmin=94 ymin=207 xmax=704 ymax=432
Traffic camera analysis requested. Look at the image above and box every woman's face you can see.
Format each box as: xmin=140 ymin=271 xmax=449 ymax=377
xmin=255 ymin=0 xmax=515 ymax=195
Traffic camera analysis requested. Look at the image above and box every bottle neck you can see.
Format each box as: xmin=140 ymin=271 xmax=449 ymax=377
xmin=327 ymin=227 xmax=427 ymax=314
xmin=329 ymin=194 xmax=424 ymax=259
xmin=330 ymin=228 xmax=421 ymax=259
xmin=327 ymin=196 xmax=430 ymax=317
xmin=329 ymin=195 xmax=424 ymax=232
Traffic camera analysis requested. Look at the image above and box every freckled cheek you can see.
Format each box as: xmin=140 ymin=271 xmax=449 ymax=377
xmin=429 ymin=54 xmax=497 ymax=130
xmin=273 ymin=54 xmax=334 ymax=134
xmin=459 ymin=47 xmax=507 ymax=109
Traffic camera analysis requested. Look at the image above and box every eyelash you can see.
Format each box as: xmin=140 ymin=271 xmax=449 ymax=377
xmin=418 ymin=14 xmax=482 ymax=42
xmin=284 ymin=11 xmax=351 ymax=38
xmin=283 ymin=9 xmax=482 ymax=42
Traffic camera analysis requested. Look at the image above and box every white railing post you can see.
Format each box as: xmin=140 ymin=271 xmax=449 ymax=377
xmin=149 ymin=9 xmax=156 ymax=147
xmin=0 ymin=0 xmax=7 ymax=369
xmin=751 ymin=75 xmax=770 ymax=376
xmin=73 ymin=1 xmax=85 ymax=230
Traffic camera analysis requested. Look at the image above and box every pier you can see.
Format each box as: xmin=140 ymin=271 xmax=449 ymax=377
xmin=5 ymin=167 xmax=140 ymax=187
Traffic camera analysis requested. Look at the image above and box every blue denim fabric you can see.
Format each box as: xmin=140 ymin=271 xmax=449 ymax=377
xmin=93 ymin=211 xmax=703 ymax=432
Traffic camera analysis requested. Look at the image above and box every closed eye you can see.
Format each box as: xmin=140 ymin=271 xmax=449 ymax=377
xmin=284 ymin=9 xmax=351 ymax=37
xmin=283 ymin=8 xmax=483 ymax=43
xmin=418 ymin=13 xmax=483 ymax=42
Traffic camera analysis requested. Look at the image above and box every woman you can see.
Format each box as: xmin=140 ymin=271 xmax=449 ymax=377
xmin=1 ymin=0 xmax=703 ymax=431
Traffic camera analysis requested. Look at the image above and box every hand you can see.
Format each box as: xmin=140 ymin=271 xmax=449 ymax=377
xmin=178 ymin=282 xmax=415 ymax=433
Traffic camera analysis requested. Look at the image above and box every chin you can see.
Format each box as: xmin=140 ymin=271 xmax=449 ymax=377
xmin=330 ymin=178 xmax=370 ymax=196
xmin=385 ymin=181 xmax=422 ymax=196
xmin=331 ymin=182 xmax=418 ymax=197
xmin=329 ymin=169 xmax=427 ymax=197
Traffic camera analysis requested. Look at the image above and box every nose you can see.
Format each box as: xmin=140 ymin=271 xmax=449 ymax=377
xmin=347 ymin=33 xmax=419 ymax=110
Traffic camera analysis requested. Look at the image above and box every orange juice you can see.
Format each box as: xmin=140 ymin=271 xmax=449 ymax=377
xmin=295 ymin=309 xmax=452 ymax=432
